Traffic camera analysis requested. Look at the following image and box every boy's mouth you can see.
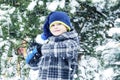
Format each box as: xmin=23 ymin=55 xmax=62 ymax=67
xmin=54 ymin=30 xmax=60 ymax=32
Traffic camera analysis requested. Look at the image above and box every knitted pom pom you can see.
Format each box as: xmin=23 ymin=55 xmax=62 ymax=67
xmin=35 ymin=33 xmax=48 ymax=44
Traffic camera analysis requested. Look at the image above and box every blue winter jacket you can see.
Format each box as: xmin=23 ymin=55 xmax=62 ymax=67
xmin=26 ymin=30 xmax=80 ymax=80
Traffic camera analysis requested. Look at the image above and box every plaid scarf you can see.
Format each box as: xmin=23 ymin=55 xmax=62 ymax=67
xmin=38 ymin=30 xmax=79 ymax=80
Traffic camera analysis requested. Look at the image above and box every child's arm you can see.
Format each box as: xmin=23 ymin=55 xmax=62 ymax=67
xmin=25 ymin=33 xmax=47 ymax=70
xmin=25 ymin=42 xmax=42 ymax=70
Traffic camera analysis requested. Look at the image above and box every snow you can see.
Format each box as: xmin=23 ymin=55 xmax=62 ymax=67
xmin=8 ymin=7 xmax=15 ymax=14
xmin=27 ymin=0 xmax=37 ymax=11
xmin=38 ymin=1 xmax=44 ymax=5
xmin=47 ymin=1 xmax=59 ymax=11
xmin=0 ymin=5 xmax=15 ymax=15
xmin=47 ymin=0 xmax=66 ymax=11
xmin=107 ymin=28 xmax=120 ymax=37
xmin=69 ymin=0 xmax=79 ymax=13
xmin=29 ymin=69 xmax=39 ymax=80
xmin=92 ymin=0 xmax=117 ymax=3
xmin=95 ymin=41 xmax=120 ymax=51
xmin=27 ymin=0 xmax=65 ymax=11
xmin=0 ymin=10 xmax=8 ymax=15
xmin=114 ymin=18 xmax=120 ymax=23
xmin=101 ymin=68 xmax=114 ymax=80
xmin=59 ymin=0 xmax=65 ymax=9
xmin=0 ymin=0 xmax=120 ymax=80
xmin=114 ymin=18 xmax=120 ymax=27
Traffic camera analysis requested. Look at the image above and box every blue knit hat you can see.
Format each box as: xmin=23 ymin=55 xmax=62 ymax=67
xmin=41 ymin=11 xmax=72 ymax=40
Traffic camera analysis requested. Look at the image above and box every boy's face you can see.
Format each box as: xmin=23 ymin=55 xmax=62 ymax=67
xmin=50 ymin=22 xmax=67 ymax=36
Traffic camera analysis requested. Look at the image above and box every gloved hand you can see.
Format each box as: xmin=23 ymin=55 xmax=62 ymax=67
xmin=25 ymin=42 xmax=42 ymax=67
xmin=26 ymin=33 xmax=48 ymax=67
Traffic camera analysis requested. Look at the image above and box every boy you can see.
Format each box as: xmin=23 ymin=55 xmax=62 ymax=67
xmin=26 ymin=11 xmax=80 ymax=80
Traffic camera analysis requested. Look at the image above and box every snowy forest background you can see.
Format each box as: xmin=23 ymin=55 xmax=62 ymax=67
xmin=0 ymin=0 xmax=120 ymax=80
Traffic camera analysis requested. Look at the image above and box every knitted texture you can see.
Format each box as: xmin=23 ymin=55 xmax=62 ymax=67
xmin=42 ymin=11 xmax=72 ymax=40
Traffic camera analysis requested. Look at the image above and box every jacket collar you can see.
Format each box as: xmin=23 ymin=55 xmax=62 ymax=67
xmin=49 ymin=30 xmax=79 ymax=42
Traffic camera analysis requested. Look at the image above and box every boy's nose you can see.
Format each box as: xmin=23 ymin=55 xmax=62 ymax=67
xmin=54 ymin=24 xmax=58 ymax=28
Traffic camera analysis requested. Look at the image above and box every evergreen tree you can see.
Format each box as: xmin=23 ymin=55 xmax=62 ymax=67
xmin=0 ymin=0 xmax=120 ymax=79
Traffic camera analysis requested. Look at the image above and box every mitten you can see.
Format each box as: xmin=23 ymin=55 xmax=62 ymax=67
xmin=26 ymin=33 xmax=48 ymax=67
xmin=25 ymin=42 xmax=42 ymax=67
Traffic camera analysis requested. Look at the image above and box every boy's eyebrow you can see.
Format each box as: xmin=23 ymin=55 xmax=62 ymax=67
xmin=51 ymin=22 xmax=62 ymax=25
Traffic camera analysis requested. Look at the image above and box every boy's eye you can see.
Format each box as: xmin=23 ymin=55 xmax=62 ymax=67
xmin=51 ymin=23 xmax=62 ymax=27
xmin=51 ymin=24 xmax=55 ymax=27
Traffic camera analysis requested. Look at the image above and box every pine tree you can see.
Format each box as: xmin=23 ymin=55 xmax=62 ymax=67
xmin=0 ymin=0 xmax=120 ymax=79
